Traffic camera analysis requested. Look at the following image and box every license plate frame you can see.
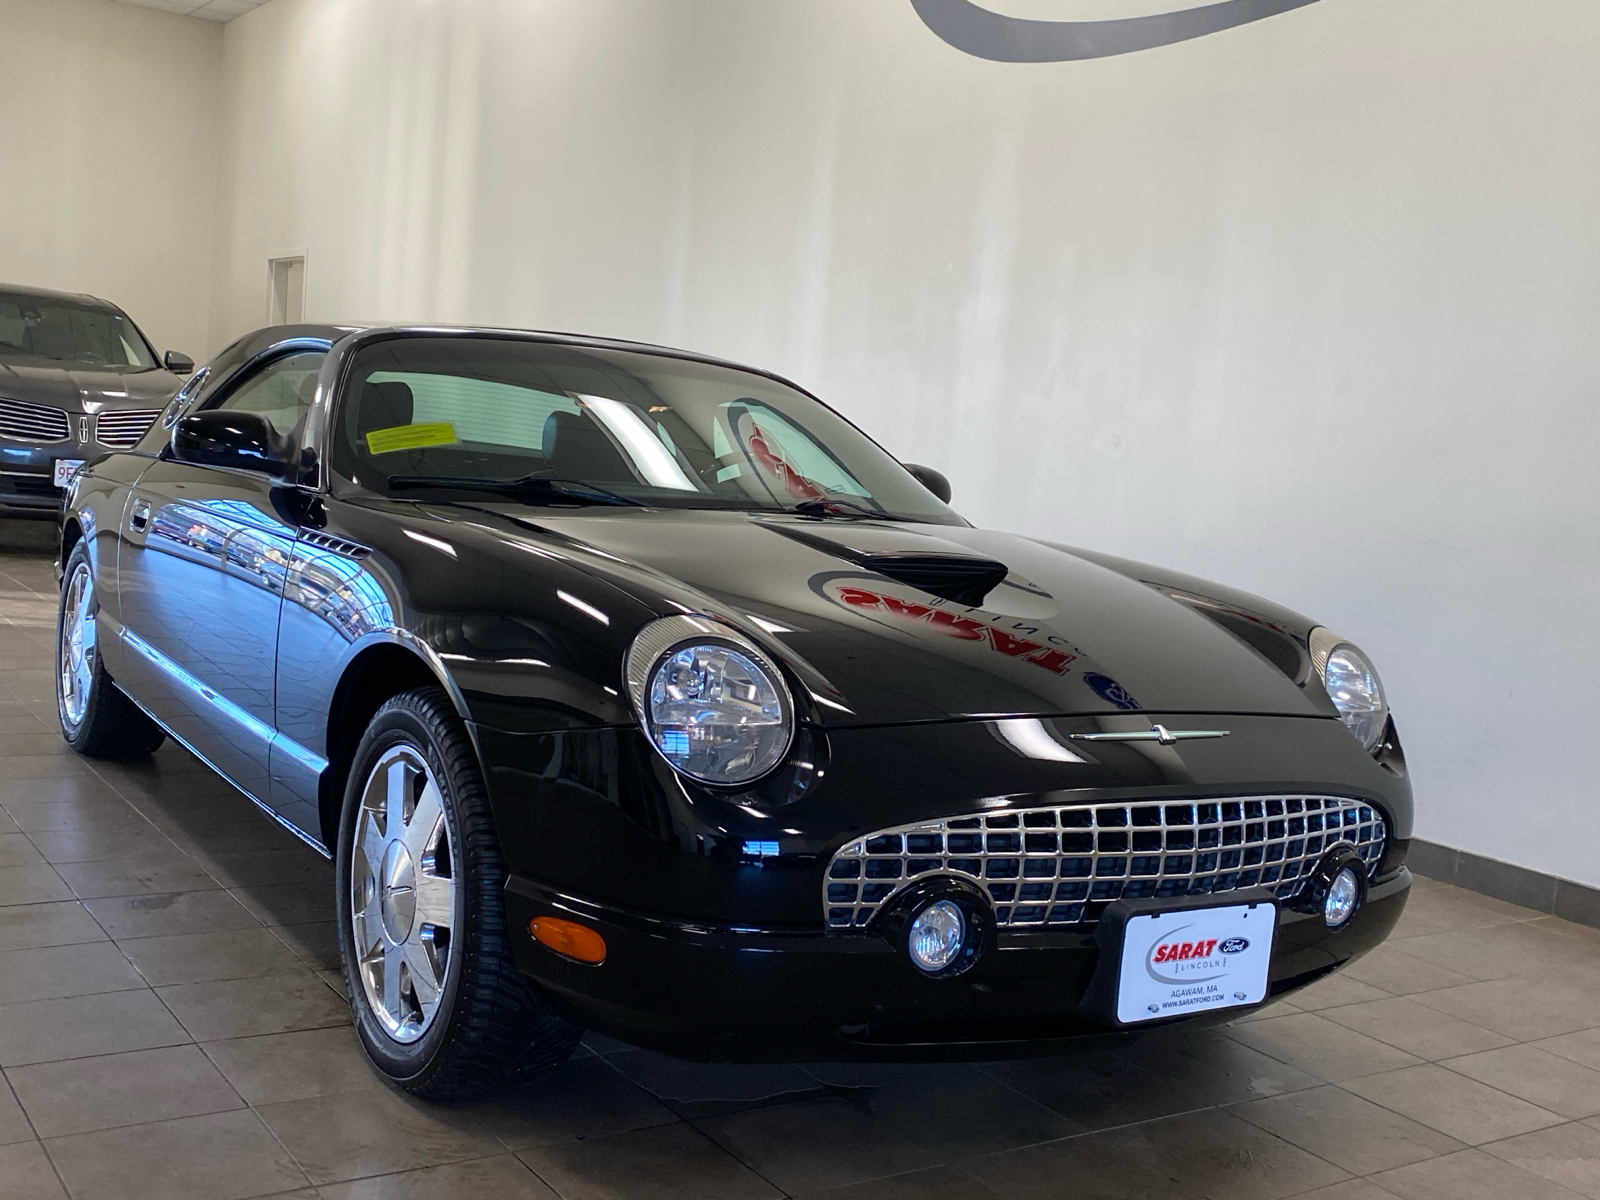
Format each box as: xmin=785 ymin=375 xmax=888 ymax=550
xmin=1079 ymin=890 xmax=1278 ymax=1027
xmin=52 ymin=459 xmax=85 ymax=487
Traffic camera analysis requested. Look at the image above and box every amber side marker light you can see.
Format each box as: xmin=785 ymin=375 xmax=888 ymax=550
xmin=530 ymin=916 xmax=607 ymax=965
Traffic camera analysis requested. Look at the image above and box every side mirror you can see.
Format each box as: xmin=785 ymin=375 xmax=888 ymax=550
xmin=172 ymin=410 xmax=295 ymax=477
xmin=903 ymin=463 xmax=952 ymax=504
xmin=163 ymin=350 xmax=195 ymax=375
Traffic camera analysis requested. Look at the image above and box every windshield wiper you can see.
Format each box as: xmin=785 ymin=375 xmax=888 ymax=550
xmin=386 ymin=473 xmax=646 ymax=508
xmin=787 ymin=496 xmax=915 ymax=522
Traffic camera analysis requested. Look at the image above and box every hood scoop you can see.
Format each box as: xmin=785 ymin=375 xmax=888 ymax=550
xmin=855 ymin=553 xmax=1009 ymax=606
xmin=761 ymin=521 xmax=1010 ymax=606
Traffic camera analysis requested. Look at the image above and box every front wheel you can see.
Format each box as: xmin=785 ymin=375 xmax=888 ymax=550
xmin=56 ymin=541 xmax=166 ymax=758
xmin=335 ymin=687 xmax=581 ymax=1098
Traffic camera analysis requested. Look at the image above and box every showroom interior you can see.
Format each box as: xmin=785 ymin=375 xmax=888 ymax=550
xmin=1 ymin=0 xmax=1598 ymax=1197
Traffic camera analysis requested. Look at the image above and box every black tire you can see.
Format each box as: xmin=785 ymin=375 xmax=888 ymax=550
xmin=56 ymin=540 xmax=166 ymax=758
xmin=335 ymin=686 xmax=581 ymax=1099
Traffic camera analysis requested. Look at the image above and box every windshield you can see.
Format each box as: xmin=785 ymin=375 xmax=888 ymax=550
xmin=330 ymin=337 xmax=959 ymax=522
xmin=0 ymin=292 xmax=156 ymax=368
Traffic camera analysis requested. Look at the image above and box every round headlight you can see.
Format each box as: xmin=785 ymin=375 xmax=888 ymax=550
xmin=1309 ymin=629 xmax=1388 ymax=754
xmin=626 ymin=616 xmax=795 ymax=786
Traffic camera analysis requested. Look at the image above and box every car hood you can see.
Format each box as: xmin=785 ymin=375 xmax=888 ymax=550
xmin=0 ymin=359 xmax=181 ymax=410
xmin=443 ymin=505 xmax=1333 ymax=727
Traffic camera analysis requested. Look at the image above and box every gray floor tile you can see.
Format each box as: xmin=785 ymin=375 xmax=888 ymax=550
xmin=1541 ymin=1030 xmax=1600 ymax=1074
xmin=1333 ymin=943 xmax=1481 ymax=996
xmin=57 ymin=853 xmax=220 ymax=899
xmin=0 ymin=1077 xmax=32 ymax=1147
xmin=1482 ymin=1121 xmax=1600 ymax=1199
xmin=120 ymin=925 xmax=309 ymax=986
xmin=8 ymin=1044 xmax=245 ymax=1137
xmin=790 ymin=1165 xmax=1007 ymax=1200
xmin=46 ymin=1108 xmax=311 ymax=1200
xmin=1389 ymin=888 xmax=1536 ymax=939
xmin=317 ymin=1155 xmax=559 ymax=1199
xmin=0 ymin=1139 xmax=70 ymax=1199
xmin=1233 ymin=1083 xmax=1465 ymax=1172
xmin=516 ymin=1121 xmax=781 ymax=1200
xmin=232 ymin=882 xmax=336 ymax=927
xmin=1411 ymin=974 xmax=1600 ymax=1042
xmin=0 ymin=899 xmax=112 ymax=955
xmin=27 ymin=824 xmax=180 ymax=864
xmin=0 ymin=988 xmax=190 ymax=1067
xmin=1319 ymin=995 xmax=1515 ymax=1060
xmin=0 ymin=835 xmax=45 ymax=868
xmin=1279 ymin=972 xmax=1393 ymax=1011
xmin=964 ymin=1106 xmax=1350 ymax=1200
xmin=1371 ymin=1146 xmax=1588 ymax=1200
xmin=464 ymin=1057 xmax=677 ymax=1150
xmin=1399 ymin=923 xmax=1597 ymax=984
xmin=1344 ymin=1063 xmax=1565 ymax=1144
xmin=0 ymin=865 xmax=72 ymax=907
xmin=977 ymin=1047 xmax=1194 ymax=1133
xmin=271 ymin=921 xmax=342 ymax=972
xmin=0 ymin=941 xmax=144 ymax=1006
xmin=83 ymin=888 xmax=258 ymax=939
xmin=863 ymin=1064 xmax=1076 ymax=1158
xmin=157 ymin=971 xmax=349 ymax=1041
xmin=257 ymin=1086 xmax=505 ymax=1185
xmin=0 ymin=776 xmax=120 ymax=807
xmin=1225 ymin=1011 xmax=1425 ymax=1082
xmin=202 ymin=1027 xmax=382 ymax=1106
xmin=1442 ymin=1045 xmax=1600 ymax=1120
xmin=698 ymin=1096 xmax=941 ymax=1193
xmin=0 ymin=797 xmax=145 ymax=834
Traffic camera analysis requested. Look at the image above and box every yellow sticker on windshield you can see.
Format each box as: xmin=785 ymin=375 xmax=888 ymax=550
xmin=365 ymin=423 xmax=458 ymax=455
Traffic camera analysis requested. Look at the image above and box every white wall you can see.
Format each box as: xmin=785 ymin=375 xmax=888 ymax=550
xmin=212 ymin=0 xmax=1599 ymax=886
xmin=0 ymin=0 xmax=222 ymax=358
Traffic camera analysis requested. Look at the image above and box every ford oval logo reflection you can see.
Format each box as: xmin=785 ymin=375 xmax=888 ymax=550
xmin=1218 ymin=937 xmax=1250 ymax=954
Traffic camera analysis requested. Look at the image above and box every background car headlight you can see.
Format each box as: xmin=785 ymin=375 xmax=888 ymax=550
xmin=1309 ymin=628 xmax=1388 ymax=754
xmin=625 ymin=616 xmax=794 ymax=785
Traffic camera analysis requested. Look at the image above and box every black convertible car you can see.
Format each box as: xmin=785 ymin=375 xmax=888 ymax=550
xmin=55 ymin=324 xmax=1411 ymax=1097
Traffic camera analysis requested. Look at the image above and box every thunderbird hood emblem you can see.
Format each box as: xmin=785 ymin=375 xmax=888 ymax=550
xmin=1070 ymin=723 xmax=1230 ymax=745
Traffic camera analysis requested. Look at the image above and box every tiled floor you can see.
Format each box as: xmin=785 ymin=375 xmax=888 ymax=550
xmin=2 ymin=538 xmax=1599 ymax=1200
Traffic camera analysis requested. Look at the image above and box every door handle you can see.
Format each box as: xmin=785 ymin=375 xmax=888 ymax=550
xmin=129 ymin=499 xmax=151 ymax=533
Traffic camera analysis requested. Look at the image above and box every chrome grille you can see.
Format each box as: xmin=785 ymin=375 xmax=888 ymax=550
xmin=94 ymin=409 xmax=161 ymax=449
xmin=825 ymin=795 xmax=1387 ymax=931
xmin=0 ymin=398 xmax=70 ymax=443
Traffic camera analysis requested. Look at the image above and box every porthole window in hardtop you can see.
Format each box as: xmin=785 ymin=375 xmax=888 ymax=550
xmin=329 ymin=336 xmax=957 ymax=522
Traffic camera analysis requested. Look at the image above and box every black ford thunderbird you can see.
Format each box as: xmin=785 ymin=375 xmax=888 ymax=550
xmin=55 ymin=324 xmax=1411 ymax=1097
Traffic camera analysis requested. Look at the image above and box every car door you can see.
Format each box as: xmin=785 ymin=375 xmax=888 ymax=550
xmin=116 ymin=349 xmax=325 ymax=802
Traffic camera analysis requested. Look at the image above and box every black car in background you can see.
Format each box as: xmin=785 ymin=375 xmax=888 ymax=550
xmin=54 ymin=324 xmax=1412 ymax=1098
xmin=0 ymin=284 xmax=192 ymax=517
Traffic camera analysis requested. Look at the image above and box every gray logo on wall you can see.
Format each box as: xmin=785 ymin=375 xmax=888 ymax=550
xmin=911 ymin=0 xmax=1324 ymax=62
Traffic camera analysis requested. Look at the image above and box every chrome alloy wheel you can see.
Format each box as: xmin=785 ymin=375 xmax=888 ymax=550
xmin=350 ymin=744 xmax=458 ymax=1044
xmin=58 ymin=562 xmax=96 ymax=728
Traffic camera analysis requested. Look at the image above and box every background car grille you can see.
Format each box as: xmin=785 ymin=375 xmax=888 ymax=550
xmin=95 ymin=409 xmax=161 ymax=449
xmin=825 ymin=795 xmax=1388 ymax=931
xmin=0 ymin=398 xmax=71 ymax=443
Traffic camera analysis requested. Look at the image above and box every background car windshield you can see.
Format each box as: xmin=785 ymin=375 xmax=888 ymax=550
xmin=331 ymin=337 xmax=958 ymax=521
xmin=0 ymin=293 xmax=155 ymax=368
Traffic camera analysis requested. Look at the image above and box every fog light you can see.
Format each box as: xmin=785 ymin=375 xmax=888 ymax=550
xmin=1324 ymin=867 xmax=1361 ymax=928
xmin=908 ymin=900 xmax=964 ymax=973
